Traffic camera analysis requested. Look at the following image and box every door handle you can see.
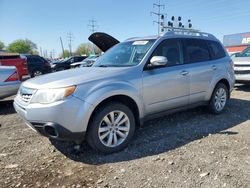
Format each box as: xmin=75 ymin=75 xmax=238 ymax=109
xmin=180 ymin=70 xmax=189 ymax=76
xmin=212 ymin=65 xmax=217 ymax=70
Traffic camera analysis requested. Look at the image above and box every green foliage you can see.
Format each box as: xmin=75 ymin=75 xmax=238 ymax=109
xmin=59 ymin=50 xmax=71 ymax=58
xmin=75 ymin=43 xmax=92 ymax=55
xmin=0 ymin=41 xmax=5 ymax=50
xmin=75 ymin=43 xmax=102 ymax=56
xmin=6 ymin=39 xmax=37 ymax=54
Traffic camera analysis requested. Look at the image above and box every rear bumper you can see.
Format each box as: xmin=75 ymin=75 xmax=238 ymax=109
xmin=0 ymin=81 xmax=20 ymax=99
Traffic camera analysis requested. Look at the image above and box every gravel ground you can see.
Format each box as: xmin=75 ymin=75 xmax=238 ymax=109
xmin=0 ymin=84 xmax=250 ymax=188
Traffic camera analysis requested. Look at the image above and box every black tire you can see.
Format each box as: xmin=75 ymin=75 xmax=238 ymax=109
xmin=31 ymin=70 xmax=43 ymax=78
xmin=56 ymin=67 xmax=65 ymax=72
xmin=208 ymin=83 xmax=229 ymax=114
xmin=86 ymin=102 xmax=135 ymax=154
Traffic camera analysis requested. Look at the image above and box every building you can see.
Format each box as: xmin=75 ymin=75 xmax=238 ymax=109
xmin=223 ymin=32 xmax=250 ymax=54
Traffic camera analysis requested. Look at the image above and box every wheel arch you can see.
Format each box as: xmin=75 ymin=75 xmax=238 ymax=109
xmin=207 ymin=78 xmax=231 ymax=100
xmin=88 ymin=95 xmax=141 ymax=131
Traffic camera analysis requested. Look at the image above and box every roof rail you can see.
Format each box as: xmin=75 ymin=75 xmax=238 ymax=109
xmin=163 ymin=27 xmax=217 ymax=40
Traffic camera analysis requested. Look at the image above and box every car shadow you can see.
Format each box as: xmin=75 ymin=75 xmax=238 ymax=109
xmin=0 ymin=100 xmax=15 ymax=115
xmin=51 ymin=98 xmax=250 ymax=165
xmin=234 ymin=84 xmax=250 ymax=92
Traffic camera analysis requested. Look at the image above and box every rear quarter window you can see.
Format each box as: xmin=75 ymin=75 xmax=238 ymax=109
xmin=207 ymin=40 xmax=226 ymax=60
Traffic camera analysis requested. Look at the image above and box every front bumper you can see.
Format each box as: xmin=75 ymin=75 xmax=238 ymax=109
xmin=235 ymin=74 xmax=250 ymax=82
xmin=13 ymin=95 xmax=94 ymax=143
xmin=28 ymin=121 xmax=85 ymax=143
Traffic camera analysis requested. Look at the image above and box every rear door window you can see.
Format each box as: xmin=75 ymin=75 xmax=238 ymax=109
xmin=183 ymin=39 xmax=210 ymax=64
xmin=207 ymin=40 xmax=226 ymax=60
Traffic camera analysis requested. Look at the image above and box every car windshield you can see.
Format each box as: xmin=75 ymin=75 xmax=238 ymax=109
xmin=93 ymin=40 xmax=156 ymax=67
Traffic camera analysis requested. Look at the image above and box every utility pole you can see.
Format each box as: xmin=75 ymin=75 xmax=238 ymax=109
xmin=88 ymin=18 xmax=98 ymax=33
xmin=88 ymin=18 xmax=99 ymax=54
xmin=60 ymin=37 xmax=65 ymax=58
xmin=151 ymin=0 xmax=165 ymax=35
xmin=52 ymin=49 xmax=55 ymax=59
xmin=39 ymin=47 xmax=43 ymax=57
xmin=67 ymin=32 xmax=73 ymax=56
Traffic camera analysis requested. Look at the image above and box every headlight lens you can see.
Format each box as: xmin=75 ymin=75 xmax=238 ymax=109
xmin=31 ymin=86 xmax=76 ymax=104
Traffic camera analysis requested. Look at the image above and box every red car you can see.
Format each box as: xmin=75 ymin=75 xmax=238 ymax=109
xmin=0 ymin=53 xmax=28 ymax=80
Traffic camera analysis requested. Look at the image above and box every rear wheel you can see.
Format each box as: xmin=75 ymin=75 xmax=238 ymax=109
xmin=208 ymin=83 xmax=229 ymax=114
xmin=31 ymin=70 xmax=43 ymax=77
xmin=86 ymin=102 xmax=135 ymax=154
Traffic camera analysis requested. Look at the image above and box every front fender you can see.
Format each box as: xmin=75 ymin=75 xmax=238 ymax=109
xmin=74 ymin=81 xmax=144 ymax=119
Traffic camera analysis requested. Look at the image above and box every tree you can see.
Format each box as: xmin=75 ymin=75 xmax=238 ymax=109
xmin=24 ymin=39 xmax=37 ymax=51
xmin=75 ymin=43 xmax=102 ymax=56
xmin=6 ymin=39 xmax=37 ymax=54
xmin=59 ymin=50 xmax=71 ymax=58
xmin=75 ymin=43 xmax=92 ymax=56
xmin=0 ymin=41 xmax=5 ymax=50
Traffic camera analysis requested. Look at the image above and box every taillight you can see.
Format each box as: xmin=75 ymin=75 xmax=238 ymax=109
xmin=5 ymin=71 xmax=19 ymax=82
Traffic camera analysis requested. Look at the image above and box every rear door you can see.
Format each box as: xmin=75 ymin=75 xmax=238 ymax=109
xmin=183 ymin=39 xmax=216 ymax=103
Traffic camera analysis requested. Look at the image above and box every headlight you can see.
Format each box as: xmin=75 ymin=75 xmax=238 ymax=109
xmin=30 ymin=86 xmax=76 ymax=104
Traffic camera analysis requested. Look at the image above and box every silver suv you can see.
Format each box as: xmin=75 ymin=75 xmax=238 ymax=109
xmin=14 ymin=31 xmax=235 ymax=153
xmin=232 ymin=46 xmax=250 ymax=83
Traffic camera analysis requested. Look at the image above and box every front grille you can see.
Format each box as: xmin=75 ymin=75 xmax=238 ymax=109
xmin=235 ymin=70 xmax=250 ymax=75
xmin=234 ymin=63 xmax=250 ymax=67
xmin=19 ymin=87 xmax=36 ymax=103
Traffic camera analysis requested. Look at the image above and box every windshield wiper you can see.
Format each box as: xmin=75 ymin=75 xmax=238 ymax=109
xmin=98 ymin=65 xmax=109 ymax=67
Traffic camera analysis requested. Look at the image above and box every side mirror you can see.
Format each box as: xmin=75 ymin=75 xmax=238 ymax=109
xmin=149 ymin=56 xmax=168 ymax=68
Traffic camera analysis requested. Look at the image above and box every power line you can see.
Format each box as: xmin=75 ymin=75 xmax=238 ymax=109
xmin=88 ymin=19 xmax=99 ymax=33
xmin=88 ymin=19 xmax=99 ymax=54
xmin=151 ymin=0 xmax=165 ymax=35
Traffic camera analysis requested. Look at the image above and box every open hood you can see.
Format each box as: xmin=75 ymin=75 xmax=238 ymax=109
xmin=88 ymin=32 xmax=120 ymax=52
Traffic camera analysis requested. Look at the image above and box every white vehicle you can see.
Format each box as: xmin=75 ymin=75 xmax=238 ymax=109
xmin=0 ymin=66 xmax=20 ymax=99
xmin=232 ymin=46 xmax=250 ymax=83
xmin=70 ymin=55 xmax=99 ymax=68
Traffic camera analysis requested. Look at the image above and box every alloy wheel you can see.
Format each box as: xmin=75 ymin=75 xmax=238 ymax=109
xmin=214 ymin=88 xmax=227 ymax=111
xmin=98 ymin=111 xmax=130 ymax=148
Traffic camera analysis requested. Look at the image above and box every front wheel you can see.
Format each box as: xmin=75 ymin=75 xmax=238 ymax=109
xmin=86 ymin=102 xmax=135 ymax=154
xmin=208 ymin=83 xmax=229 ymax=114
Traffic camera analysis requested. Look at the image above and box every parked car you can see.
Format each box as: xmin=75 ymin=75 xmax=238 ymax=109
xmin=231 ymin=46 xmax=250 ymax=83
xmin=0 ymin=66 xmax=21 ymax=99
xmin=70 ymin=55 xmax=99 ymax=68
xmin=51 ymin=56 xmax=87 ymax=71
xmin=24 ymin=55 xmax=52 ymax=77
xmin=14 ymin=31 xmax=235 ymax=154
xmin=230 ymin=52 xmax=241 ymax=58
xmin=0 ymin=53 xmax=28 ymax=80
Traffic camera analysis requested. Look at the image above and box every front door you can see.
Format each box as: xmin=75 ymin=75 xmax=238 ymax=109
xmin=142 ymin=39 xmax=190 ymax=115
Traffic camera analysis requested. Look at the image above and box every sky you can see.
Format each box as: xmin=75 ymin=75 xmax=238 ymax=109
xmin=1 ymin=0 xmax=250 ymax=57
